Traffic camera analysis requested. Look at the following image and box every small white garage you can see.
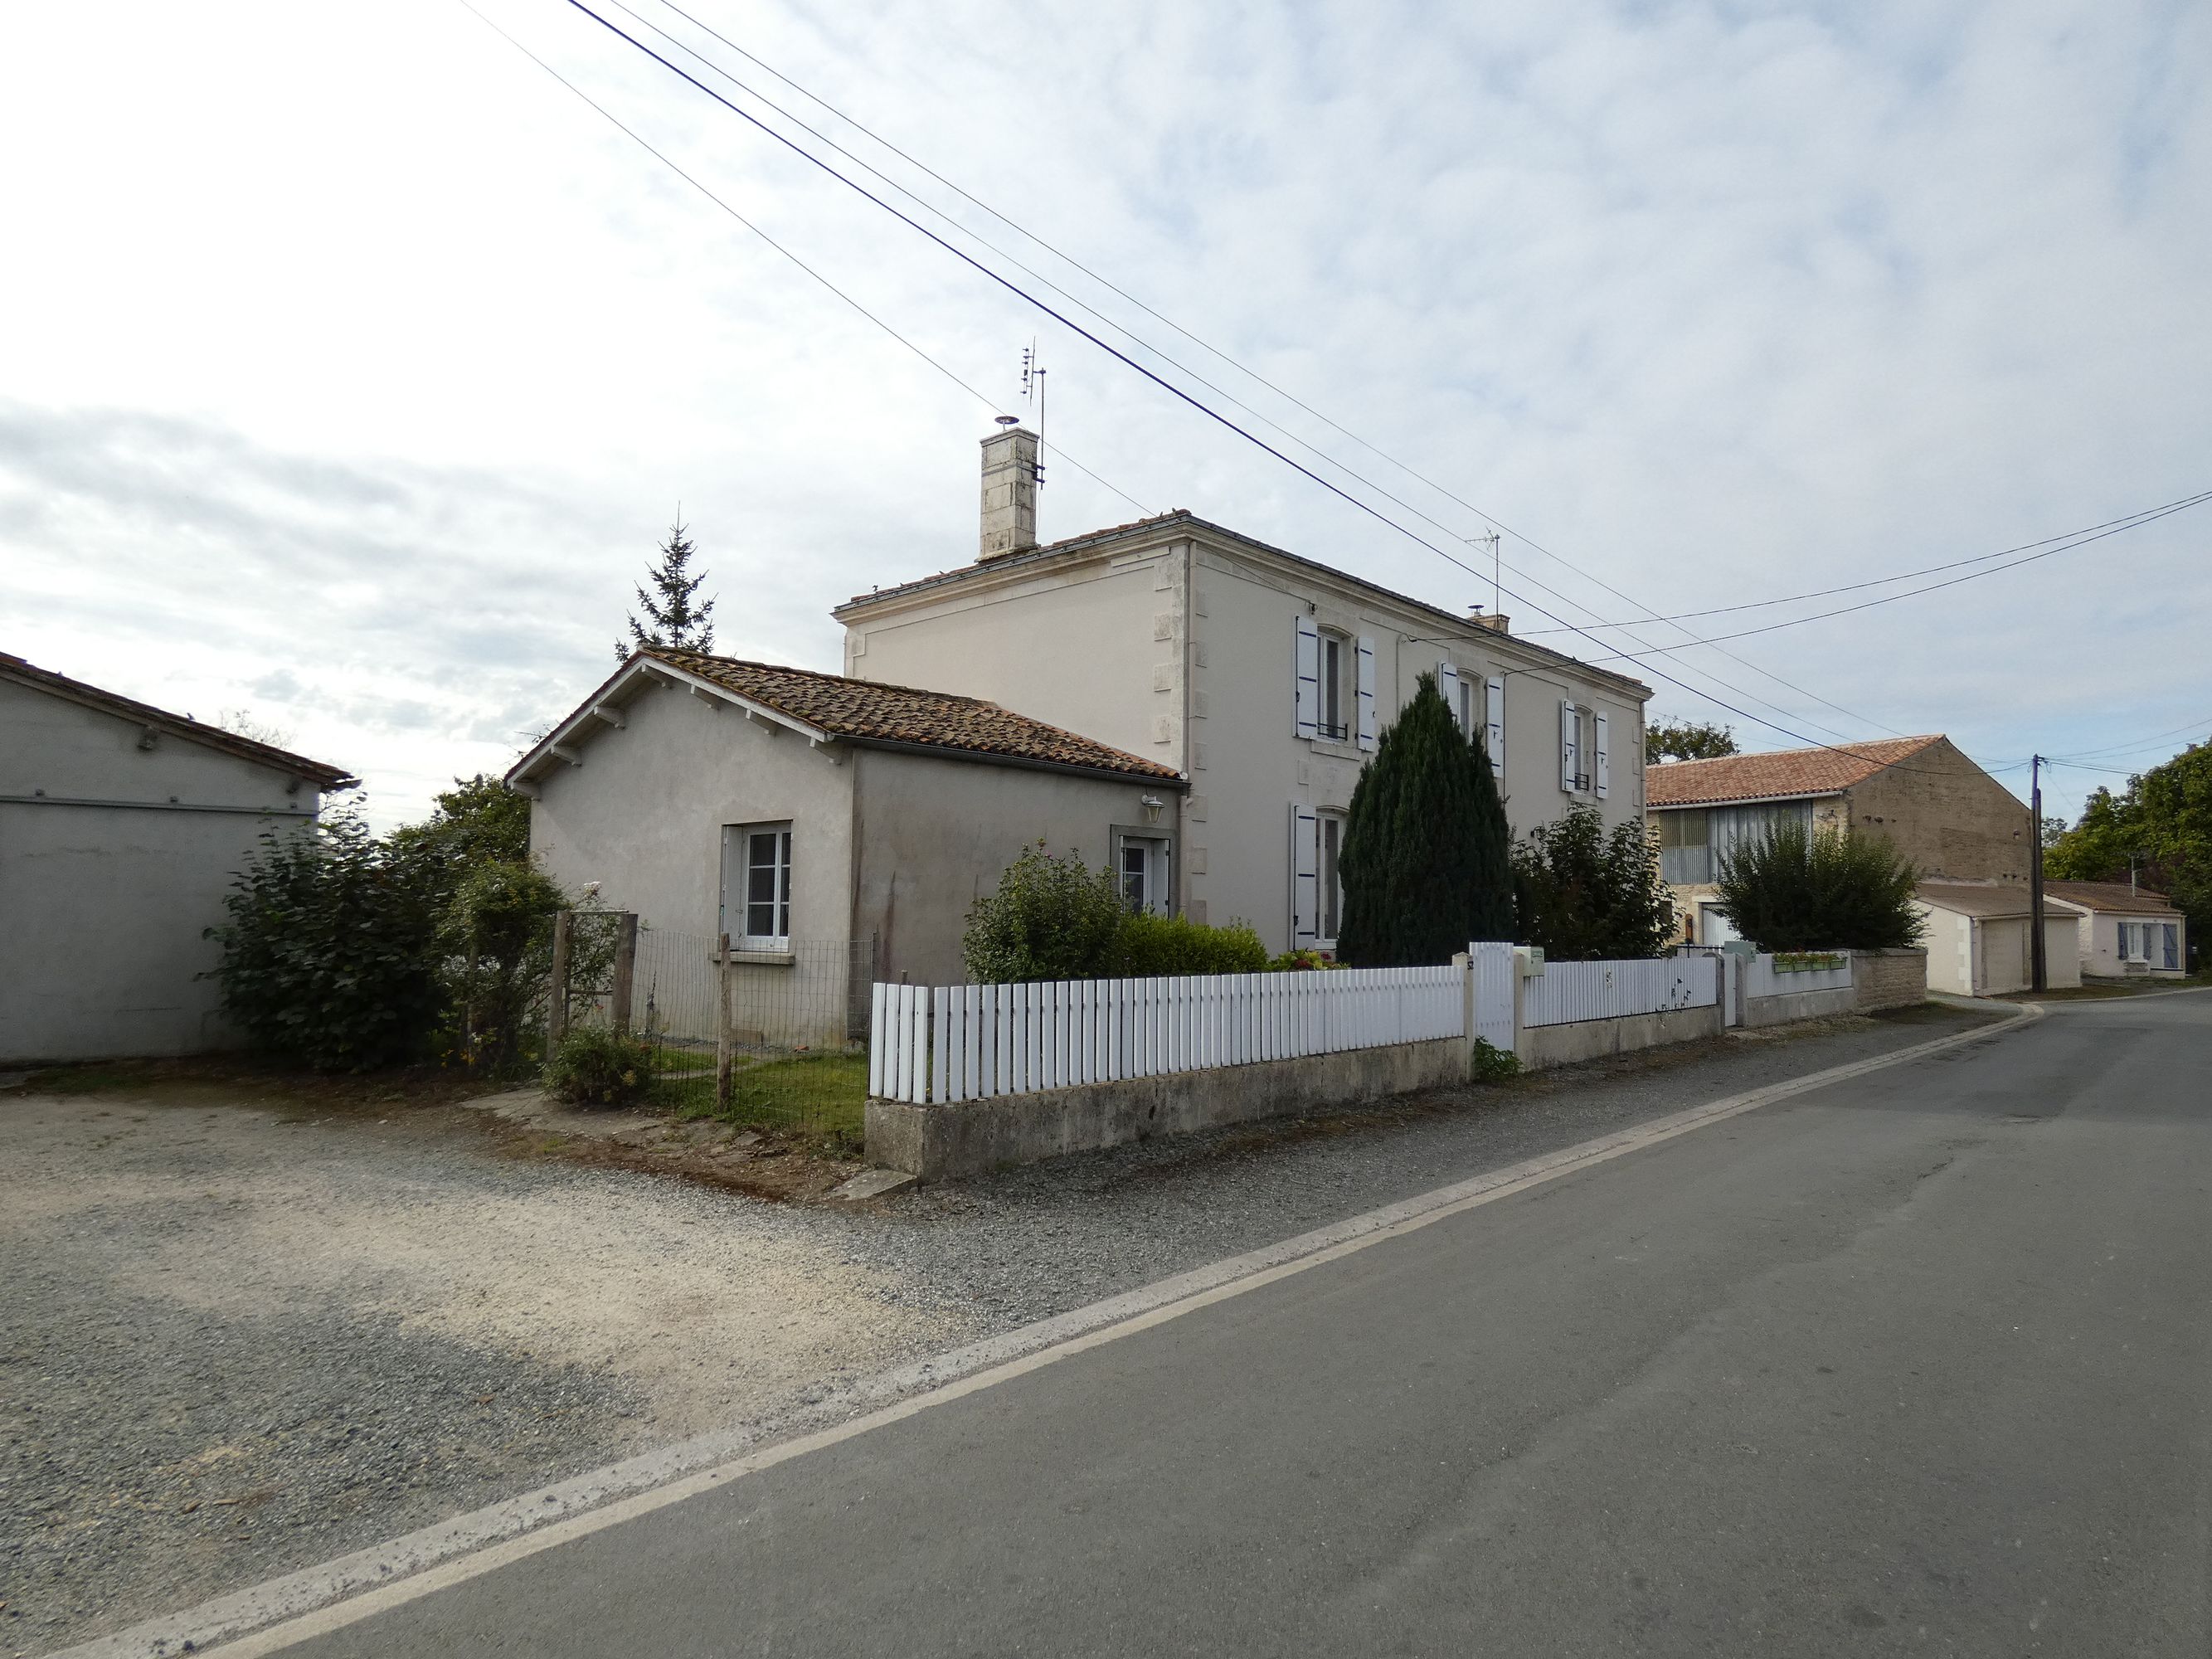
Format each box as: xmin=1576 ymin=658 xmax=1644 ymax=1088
xmin=1 ymin=654 xmax=352 ymax=1063
xmin=1913 ymin=881 xmax=2082 ymax=997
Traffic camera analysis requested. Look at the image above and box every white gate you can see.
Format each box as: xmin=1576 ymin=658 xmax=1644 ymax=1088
xmin=1469 ymin=941 xmax=1515 ymax=1051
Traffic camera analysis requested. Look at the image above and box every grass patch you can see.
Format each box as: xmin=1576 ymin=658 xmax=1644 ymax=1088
xmin=668 ymin=1050 xmax=868 ymax=1139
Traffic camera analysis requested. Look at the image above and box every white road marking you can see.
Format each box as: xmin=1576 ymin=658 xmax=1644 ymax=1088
xmin=56 ymin=1005 xmax=2039 ymax=1659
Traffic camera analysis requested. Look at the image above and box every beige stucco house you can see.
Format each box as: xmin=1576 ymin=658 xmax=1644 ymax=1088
xmin=1 ymin=651 xmax=352 ymax=1063
xmin=2044 ymin=880 xmax=2190 ymax=978
xmin=1646 ymin=735 xmax=2031 ymax=945
xmin=834 ymin=424 xmax=1653 ymax=956
xmin=509 ymin=647 xmax=1184 ymax=1017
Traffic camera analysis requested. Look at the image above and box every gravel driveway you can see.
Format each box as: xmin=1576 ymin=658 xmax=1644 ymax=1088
xmin=2 ymin=1005 xmax=1997 ymax=1654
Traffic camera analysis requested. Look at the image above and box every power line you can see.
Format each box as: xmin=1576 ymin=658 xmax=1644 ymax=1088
xmin=1521 ymin=489 xmax=2212 ymax=638
xmin=625 ymin=0 xmax=1913 ymax=743
xmin=455 ymin=0 xmax=1150 ymax=514
xmin=1570 ymin=494 xmax=2212 ymax=666
xmin=561 ymin=0 xmax=1983 ymax=772
xmin=2047 ymin=715 xmax=2211 ymax=763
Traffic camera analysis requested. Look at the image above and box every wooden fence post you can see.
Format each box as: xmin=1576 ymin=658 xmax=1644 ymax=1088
xmin=715 ymin=934 xmax=734 ymax=1111
xmin=547 ymin=910 xmax=573 ymax=1050
xmin=610 ymin=912 xmax=639 ymax=1035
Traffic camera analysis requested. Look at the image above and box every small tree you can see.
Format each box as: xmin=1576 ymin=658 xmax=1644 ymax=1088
xmin=445 ymin=861 xmax=569 ymax=1075
xmin=1511 ymin=805 xmax=1676 ymax=961
xmin=1714 ymin=820 xmax=1924 ymax=951
xmin=620 ymin=517 xmax=717 ymax=660
xmin=961 ymin=843 xmax=1126 ymax=983
xmin=209 ymin=807 xmax=444 ymax=1070
xmin=385 ymin=774 xmax=532 ymax=912
xmin=1646 ymin=718 xmax=1738 ymax=764
xmin=1336 ymin=673 xmax=1514 ymax=966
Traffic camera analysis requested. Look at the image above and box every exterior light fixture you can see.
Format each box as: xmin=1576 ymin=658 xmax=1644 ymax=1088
xmin=1140 ymin=794 xmax=1164 ymax=825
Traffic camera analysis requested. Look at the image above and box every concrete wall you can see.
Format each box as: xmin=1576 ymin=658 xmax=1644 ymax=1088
xmin=1518 ymin=1002 xmax=1723 ymax=1070
xmin=1845 ymin=737 xmax=2031 ymax=883
xmin=1743 ymin=985 xmax=1858 ymax=1027
xmin=851 ymin=747 xmax=1170 ymax=988
xmin=844 ymin=548 xmax=1175 ymax=770
xmin=0 ymin=676 xmax=325 ymax=1063
xmin=1850 ymin=949 xmax=1928 ymax=1011
xmin=866 ymin=1035 xmax=1469 ymax=1178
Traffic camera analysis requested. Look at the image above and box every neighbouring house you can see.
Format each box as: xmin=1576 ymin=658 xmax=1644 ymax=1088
xmin=832 ymin=423 xmax=1654 ymax=956
xmin=1646 ymin=734 xmax=2032 ymax=946
xmin=2044 ymin=880 xmax=2190 ymax=978
xmin=1913 ymin=881 xmax=2083 ymax=995
xmin=508 ymin=647 xmax=1186 ymax=1038
xmin=0 ymin=652 xmax=353 ymax=1064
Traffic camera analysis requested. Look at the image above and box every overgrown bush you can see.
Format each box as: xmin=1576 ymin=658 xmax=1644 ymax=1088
xmin=961 ymin=843 xmax=1130 ymax=982
xmin=1511 ymin=805 xmax=1677 ymax=961
xmin=1714 ymin=820 xmax=1924 ymax=951
xmin=543 ymin=1026 xmax=657 ymax=1107
xmin=1111 ymin=912 xmax=1270 ymax=976
xmin=209 ymin=807 xmax=444 ymax=1070
xmin=1271 ymin=947 xmax=1347 ymax=971
xmin=444 ymin=861 xmax=568 ymax=1075
xmin=1338 ymin=673 xmax=1514 ymax=966
xmin=1470 ymin=1037 xmax=1521 ymax=1081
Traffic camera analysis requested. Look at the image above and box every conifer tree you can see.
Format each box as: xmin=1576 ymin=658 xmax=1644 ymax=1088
xmin=619 ymin=517 xmax=717 ymax=660
xmin=1336 ymin=673 xmax=1515 ymax=966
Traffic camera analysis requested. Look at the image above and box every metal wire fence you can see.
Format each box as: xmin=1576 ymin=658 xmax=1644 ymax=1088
xmin=564 ymin=920 xmax=874 ymax=1137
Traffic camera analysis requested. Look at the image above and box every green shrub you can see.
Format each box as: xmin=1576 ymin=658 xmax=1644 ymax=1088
xmin=209 ymin=808 xmax=443 ymax=1070
xmin=1470 ymin=1037 xmax=1521 ymax=1081
xmin=961 ymin=843 xmax=1130 ymax=983
xmin=1111 ymin=912 xmax=1270 ymax=976
xmin=1270 ymin=947 xmax=1348 ymax=971
xmin=1511 ymin=805 xmax=1677 ymax=961
xmin=1714 ymin=820 xmax=1924 ymax=951
xmin=543 ymin=1026 xmax=657 ymax=1107
xmin=443 ymin=861 xmax=568 ymax=1076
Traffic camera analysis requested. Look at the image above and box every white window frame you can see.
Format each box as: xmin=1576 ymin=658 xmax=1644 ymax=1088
xmin=1317 ymin=629 xmax=1350 ymax=742
xmin=1115 ymin=830 xmax=1174 ymax=918
xmin=1317 ymin=808 xmax=1348 ymax=946
xmin=1484 ymin=674 xmax=1506 ymax=772
xmin=722 ymin=821 xmax=792 ymax=950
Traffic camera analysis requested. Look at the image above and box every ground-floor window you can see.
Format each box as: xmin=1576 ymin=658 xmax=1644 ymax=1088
xmin=2118 ymin=920 xmax=2180 ymax=968
xmin=721 ymin=822 xmax=791 ymax=948
xmin=1319 ymin=810 xmax=1345 ymax=945
xmin=1116 ymin=831 xmax=1173 ymax=917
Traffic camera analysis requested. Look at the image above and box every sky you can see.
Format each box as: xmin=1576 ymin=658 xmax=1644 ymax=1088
xmin=2 ymin=0 xmax=2206 ymax=830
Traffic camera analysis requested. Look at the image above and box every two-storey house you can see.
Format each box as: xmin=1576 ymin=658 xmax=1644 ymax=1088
xmin=834 ymin=424 xmax=1653 ymax=956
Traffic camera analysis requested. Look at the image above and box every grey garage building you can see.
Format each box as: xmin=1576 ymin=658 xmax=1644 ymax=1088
xmin=1 ymin=652 xmax=352 ymax=1063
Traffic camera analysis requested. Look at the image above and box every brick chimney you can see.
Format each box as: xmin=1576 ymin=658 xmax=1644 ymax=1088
xmin=979 ymin=423 xmax=1039 ymax=561
xmin=1469 ymin=606 xmax=1510 ymax=635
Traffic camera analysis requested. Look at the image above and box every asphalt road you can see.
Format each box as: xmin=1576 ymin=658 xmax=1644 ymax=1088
xmin=265 ymin=993 xmax=2212 ymax=1657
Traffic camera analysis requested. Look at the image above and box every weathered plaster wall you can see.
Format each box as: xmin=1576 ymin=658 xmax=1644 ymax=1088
xmin=1845 ymin=737 xmax=2030 ymax=882
xmin=0 ymin=677 xmax=325 ymax=1062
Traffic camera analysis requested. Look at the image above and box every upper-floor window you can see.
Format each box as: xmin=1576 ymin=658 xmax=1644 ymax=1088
xmin=1293 ymin=616 xmax=1377 ymax=752
xmin=1558 ymin=701 xmax=1610 ymax=799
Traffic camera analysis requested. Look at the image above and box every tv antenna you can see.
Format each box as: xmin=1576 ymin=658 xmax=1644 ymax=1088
xmin=1466 ymin=528 xmax=1502 ymax=617
xmin=1020 ymin=340 xmax=1048 ymax=490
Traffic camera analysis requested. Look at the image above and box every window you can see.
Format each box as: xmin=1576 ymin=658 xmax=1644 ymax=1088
xmin=1117 ymin=833 xmax=1172 ymax=917
xmin=1658 ymin=810 xmax=1712 ymax=885
xmin=1319 ymin=811 xmax=1345 ymax=943
xmin=1318 ymin=630 xmax=1349 ymax=741
xmin=721 ymin=822 xmax=791 ymax=948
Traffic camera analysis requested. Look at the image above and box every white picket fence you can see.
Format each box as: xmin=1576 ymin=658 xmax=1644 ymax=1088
xmin=1522 ymin=954 xmax=1721 ymax=1028
xmin=1469 ymin=941 xmax=1516 ymax=1050
xmin=869 ymin=966 xmax=1466 ymax=1105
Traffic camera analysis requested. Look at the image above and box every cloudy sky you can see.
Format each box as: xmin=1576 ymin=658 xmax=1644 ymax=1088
xmin=3 ymin=0 xmax=2205 ymax=828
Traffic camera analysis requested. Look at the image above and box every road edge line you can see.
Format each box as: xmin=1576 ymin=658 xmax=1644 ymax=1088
xmin=55 ymin=1005 xmax=2038 ymax=1659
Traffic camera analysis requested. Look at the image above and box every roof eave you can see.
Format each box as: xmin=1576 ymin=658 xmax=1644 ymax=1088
xmin=507 ymin=654 xmax=830 ymax=787
xmin=845 ymin=732 xmax=1187 ymax=787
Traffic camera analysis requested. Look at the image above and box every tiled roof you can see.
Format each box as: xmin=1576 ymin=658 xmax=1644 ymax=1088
xmin=644 ymin=649 xmax=1184 ymax=784
xmin=0 ymin=650 xmax=354 ymax=786
xmin=831 ymin=509 xmax=1653 ymax=699
xmin=1914 ymin=879 xmax=2039 ymax=919
xmin=2043 ymin=879 xmax=2183 ymax=917
xmin=1647 ymin=736 xmax=1946 ymax=808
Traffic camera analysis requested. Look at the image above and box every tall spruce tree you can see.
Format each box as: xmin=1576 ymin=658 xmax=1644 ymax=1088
xmin=1336 ymin=672 xmax=1515 ymax=966
xmin=619 ymin=517 xmax=717 ymax=660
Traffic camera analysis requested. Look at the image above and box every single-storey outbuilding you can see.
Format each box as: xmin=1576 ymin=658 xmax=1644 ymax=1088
xmin=1913 ymin=880 xmax=2082 ymax=996
xmin=2043 ymin=880 xmax=2190 ymax=979
xmin=1 ymin=652 xmax=353 ymax=1063
xmin=508 ymin=648 xmax=1188 ymax=1034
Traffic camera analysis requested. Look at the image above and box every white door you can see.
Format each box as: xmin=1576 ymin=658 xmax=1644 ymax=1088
xmin=1117 ymin=834 xmax=1172 ymax=917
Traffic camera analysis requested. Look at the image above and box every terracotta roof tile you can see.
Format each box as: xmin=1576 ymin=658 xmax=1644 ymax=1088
xmin=1647 ymin=736 xmax=1947 ymax=808
xmin=1914 ymin=880 xmax=2039 ymax=918
xmin=2042 ymin=879 xmax=2184 ymax=917
xmin=645 ymin=649 xmax=1184 ymax=784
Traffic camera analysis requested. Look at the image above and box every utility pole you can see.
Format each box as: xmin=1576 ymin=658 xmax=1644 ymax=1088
xmin=2030 ymin=754 xmax=2047 ymax=993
